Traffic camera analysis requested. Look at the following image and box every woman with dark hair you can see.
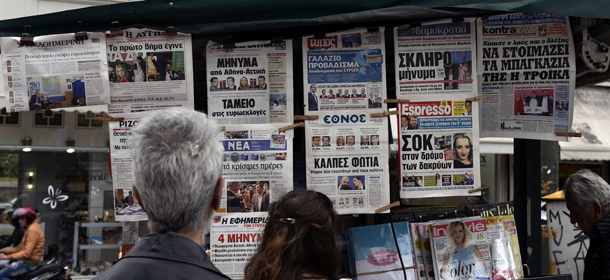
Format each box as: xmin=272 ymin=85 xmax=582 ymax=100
xmin=453 ymin=133 xmax=473 ymax=168
xmin=244 ymin=190 xmax=339 ymax=280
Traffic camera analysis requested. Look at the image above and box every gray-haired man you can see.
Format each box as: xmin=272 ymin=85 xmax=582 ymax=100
xmin=95 ymin=108 xmax=229 ymax=279
xmin=563 ymin=169 xmax=610 ymax=280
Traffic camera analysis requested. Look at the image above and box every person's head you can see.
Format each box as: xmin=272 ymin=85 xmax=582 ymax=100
xmin=563 ymin=169 xmax=610 ymax=236
xmin=263 ymin=183 xmax=269 ymax=191
xmin=465 ymin=101 xmax=472 ymax=114
xmin=240 ymin=76 xmax=249 ymax=87
xmin=244 ymin=190 xmax=339 ymax=280
xmin=13 ymin=206 xmax=36 ymax=228
xmin=401 ymin=115 xmax=408 ymax=128
xmin=346 ymin=135 xmax=355 ymax=146
xmin=165 ymin=61 xmax=172 ymax=71
xmin=322 ymin=136 xmax=330 ymax=146
xmin=453 ymin=133 xmax=473 ymax=163
xmin=520 ymin=91 xmax=526 ymax=99
xmin=447 ymin=221 xmax=470 ymax=247
xmin=248 ymin=185 xmax=254 ymax=192
xmin=254 ymin=184 xmax=263 ymax=194
xmin=310 ymin=84 xmax=317 ymax=93
xmin=137 ymin=56 xmax=144 ymax=64
xmin=258 ymin=75 xmax=265 ymax=85
xmin=361 ymin=88 xmax=365 ymax=95
xmin=353 ymin=177 xmax=363 ymax=187
xmin=371 ymin=135 xmax=379 ymax=145
xmin=116 ymin=64 xmax=129 ymax=79
xmin=409 ymin=115 xmax=419 ymax=128
xmin=276 ymin=152 xmax=286 ymax=160
xmin=7 ymin=82 xmax=12 ymax=88
xmin=128 ymin=191 xmax=133 ymax=197
xmin=131 ymin=108 xmax=224 ymax=237
xmin=360 ymin=135 xmax=369 ymax=145
xmin=336 ymin=136 xmax=345 ymax=146
xmin=312 ymin=136 xmax=320 ymax=146
xmin=228 ymin=182 xmax=240 ymax=193
xmin=531 ymin=91 xmax=538 ymax=97
xmin=329 ymin=89 xmax=333 ymax=95
xmin=340 ymin=176 xmax=349 ymax=187
xmin=340 ymin=198 xmax=344 ymax=203
xmin=358 ymin=197 xmax=363 ymax=203
xmin=321 ymin=89 xmax=326 ymax=95
xmin=338 ymin=89 xmax=342 ymax=95
xmin=436 ymin=173 xmax=440 ymax=180
xmin=227 ymin=77 xmax=235 ymax=87
xmin=543 ymin=89 xmax=549 ymax=96
xmin=352 ymin=88 xmax=357 ymax=94
xmin=210 ymin=77 xmax=218 ymax=88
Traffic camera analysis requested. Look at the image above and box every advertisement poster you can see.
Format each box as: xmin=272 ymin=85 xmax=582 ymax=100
xmin=303 ymin=27 xmax=387 ymax=113
xmin=398 ymin=96 xmax=481 ymax=199
xmin=477 ymin=13 xmax=575 ymax=140
xmin=305 ymin=111 xmax=390 ymax=214
xmin=210 ymin=212 xmax=267 ymax=280
xmin=217 ymin=124 xmax=293 ymax=213
xmin=1 ymin=33 xmax=109 ymax=112
xmin=206 ymin=40 xmax=293 ymax=125
xmin=394 ymin=19 xmax=477 ymax=97
xmin=106 ymin=28 xmax=194 ymax=115
xmin=109 ymin=117 xmax=147 ymax=221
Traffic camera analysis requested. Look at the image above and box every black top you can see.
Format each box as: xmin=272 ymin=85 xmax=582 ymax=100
xmin=585 ymin=213 xmax=610 ymax=280
xmin=0 ymin=227 xmax=25 ymax=249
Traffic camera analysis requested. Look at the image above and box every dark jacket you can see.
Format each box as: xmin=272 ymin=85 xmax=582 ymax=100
xmin=94 ymin=234 xmax=230 ymax=280
xmin=0 ymin=227 xmax=25 ymax=249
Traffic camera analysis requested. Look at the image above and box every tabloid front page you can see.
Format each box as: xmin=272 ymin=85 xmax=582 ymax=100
xmin=303 ymin=27 xmax=387 ymax=113
xmin=305 ymin=111 xmax=390 ymax=214
xmin=394 ymin=19 xmax=477 ymax=97
xmin=477 ymin=13 xmax=575 ymax=140
xmin=1 ymin=33 xmax=109 ymax=112
xmin=217 ymin=125 xmax=293 ymax=214
xmin=206 ymin=40 xmax=293 ymax=124
xmin=106 ymin=28 xmax=194 ymax=116
xmin=398 ymin=97 xmax=481 ymax=199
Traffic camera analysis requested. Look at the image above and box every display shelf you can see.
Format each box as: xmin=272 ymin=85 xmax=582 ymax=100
xmin=73 ymin=222 xmax=122 ymax=269
xmin=78 ymin=244 xmax=121 ymax=250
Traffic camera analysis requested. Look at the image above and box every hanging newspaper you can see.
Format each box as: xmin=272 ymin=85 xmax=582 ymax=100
xmin=217 ymin=124 xmax=293 ymax=213
xmin=210 ymin=212 xmax=267 ymax=280
xmin=1 ymin=33 xmax=109 ymax=112
xmin=398 ymin=96 xmax=480 ymax=199
xmin=303 ymin=27 xmax=387 ymax=113
xmin=206 ymin=40 xmax=293 ymax=125
xmin=106 ymin=28 xmax=194 ymax=116
xmin=477 ymin=13 xmax=575 ymax=140
xmin=109 ymin=117 xmax=148 ymax=221
xmin=394 ymin=19 xmax=477 ymax=97
xmin=305 ymin=111 xmax=390 ymax=214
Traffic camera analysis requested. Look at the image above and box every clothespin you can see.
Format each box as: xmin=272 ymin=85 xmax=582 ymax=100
xmin=375 ymin=201 xmax=401 ymax=213
xmin=20 ymin=25 xmax=34 ymax=47
xmin=279 ymin=122 xmax=305 ymax=132
xmin=371 ymin=111 xmax=398 ymax=118
xmin=75 ymin=21 xmax=88 ymax=41
xmin=294 ymin=115 xmax=319 ymax=120
xmin=384 ymin=99 xmax=410 ymax=104
xmin=466 ymin=95 xmax=488 ymax=102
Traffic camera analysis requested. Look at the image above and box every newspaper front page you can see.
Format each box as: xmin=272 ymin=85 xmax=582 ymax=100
xmin=210 ymin=212 xmax=267 ymax=280
xmin=394 ymin=19 xmax=477 ymax=97
xmin=217 ymin=125 xmax=293 ymax=214
xmin=477 ymin=13 xmax=575 ymax=140
xmin=106 ymin=28 xmax=194 ymax=116
xmin=206 ymin=40 xmax=293 ymax=124
xmin=305 ymin=111 xmax=390 ymax=214
xmin=1 ymin=33 xmax=109 ymax=112
xmin=303 ymin=27 xmax=387 ymax=113
xmin=398 ymin=97 xmax=480 ymax=199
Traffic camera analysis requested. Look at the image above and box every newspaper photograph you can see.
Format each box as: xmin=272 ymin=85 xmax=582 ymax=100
xmin=210 ymin=212 xmax=267 ymax=280
xmin=109 ymin=117 xmax=148 ymax=221
xmin=106 ymin=28 xmax=194 ymax=116
xmin=398 ymin=96 xmax=481 ymax=199
xmin=1 ymin=32 xmax=109 ymax=112
xmin=303 ymin=27 xmax=387 ymax=113
xmin=394 ymin=19 xmax=477 ymax=97
xmin=206 ymin=40 xmax=293 ymax=125
xmin=305 ymin=111 xmax=390 ymax=214
xmin=217 ymin=124 xmax=293 ymax=213
xmin=477 ymin=13 xmax=575 ymax=140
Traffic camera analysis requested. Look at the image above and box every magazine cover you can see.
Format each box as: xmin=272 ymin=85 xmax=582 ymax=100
xmin=430 ymin=217 xmax=492 ymax=280
xmin=501 ymin=215 xmax=523 ymax=278
xmin=419 ymin=223 xmax=436 ymax=280
xmin=411 ymin=222 xmax=427 ymax=280
xmin=485 ymin=216 xmax=516 ymax=280
xmin=350 ymin=222 xmax=417 ymax=280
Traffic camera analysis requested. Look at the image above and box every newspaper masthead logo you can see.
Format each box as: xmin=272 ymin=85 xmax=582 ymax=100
xmin=482 ymin=25 xmax=537 ymax=35
xmin=324 ymin=114 xmax=366 ymax=124
xmin=308 ymin=37 xmax=337 ymax=50
xmin=464 ymin=220 xmax=486 ymax=233
xmin=119 ymin=120 xmax=139 ymax=128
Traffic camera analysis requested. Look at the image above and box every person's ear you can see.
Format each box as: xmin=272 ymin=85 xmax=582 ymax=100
xmin=132 ymin=185 xmax=146 ymax=213
xmin=211 ymin=178 xmax=225 ymax=211
xmin=593 ymin=201 xmax=604 ymax=220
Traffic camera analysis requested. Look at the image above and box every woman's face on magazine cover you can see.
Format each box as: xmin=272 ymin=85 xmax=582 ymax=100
xmin=452 ymin=224 xmax=465 ymax=244
xmin=240 ymin=77 xmax=248 ymax=86
xmin=455 ymin=137 xmax=471 ymax=162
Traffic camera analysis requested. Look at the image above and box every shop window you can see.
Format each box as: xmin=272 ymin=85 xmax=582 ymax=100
xmin=33 ymin=110 xmax=63 ymax=127
xmin=0 ymin=108 xmax=19 ymax=126
xmin=76 ymin=112 xmax=105 ymax=129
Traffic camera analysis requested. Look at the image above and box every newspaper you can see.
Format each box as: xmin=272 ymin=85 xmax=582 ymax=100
xmin=398 ymin=97 xmax=480 ymax=199
xmin=206 ymin=40 xmax=293 ymax=124
xmin=477 ymin=13 xmax=575 ymax=140
xmin=302 ymin=27 xmax=387 ymax=113
xmin=217 ymin=124 xmax=293 ymax=213
xmin=210 ymin=212 xmax=267 ymax=280
xmin=430 ymin=217 xmax=492 ymax=280
xmin=411 ymin=222 xmax=427 ymax=280
xmin=419 ymin=223 xmax=436 ymax=280
xmin=1 ymin=33 xmax=109 ymax=112
xmin=109 ymin=117 xmax=147 ymax=221
xmin=305 ymin=111 xmax=390 ymax=214
xmin=105 ymin=28 xmax=193 ymax=116
xmin=394 ymin=19 xmax=477 ymax=97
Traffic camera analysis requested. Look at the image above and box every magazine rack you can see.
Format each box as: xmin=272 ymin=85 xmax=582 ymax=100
xmin=523 ymin=275 xmax=572 ymax=280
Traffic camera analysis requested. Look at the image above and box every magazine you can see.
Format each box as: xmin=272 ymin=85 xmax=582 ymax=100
xmin=502 ymin=215 xmax=523 ymax=278
xmin=411 ymin=222 xmax=427 ymax=280
xmin=418 ymin=223 xmax=436 ymax=280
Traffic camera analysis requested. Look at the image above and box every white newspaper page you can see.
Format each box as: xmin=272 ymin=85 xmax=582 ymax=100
xmin=398 ymin=96 xmax=481 ymax=199
xmin=394 ymin=19 xmax=477 ymax=97
xmin=106 ymin=28 xmax=194 ymax=116
xmin=217 ymin=125 xmax=293 ymax=213
xmin=206 ymin=40 xmax=293 ymax=124
xmin=477 ymin=13 xmax=575 ymax=140
xmin=1 ymin=33 xmax=109 ymax=112
xmin=109 ymin=117 xmax=148 ymax=221
xmin=302 ymin=27 xmax=387 ymax=113
xmin=305 ymin=111 xmax=390 ymax=214
xmin=210 ymin=212 xmax=267 ymax=280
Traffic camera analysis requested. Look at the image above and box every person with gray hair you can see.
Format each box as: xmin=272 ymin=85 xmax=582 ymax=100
xmin=95 ymin=108 xmax=230 ymax=280
xmin=563 ymin=169 xmax=610 ymax=280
